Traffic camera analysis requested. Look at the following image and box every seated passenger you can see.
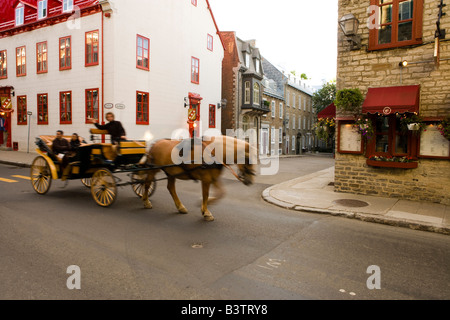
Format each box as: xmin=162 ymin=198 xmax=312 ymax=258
xmin=70 ymin=133 xmax=82 ymax=151
xmin=52 ymin=130 xmax=71 ymax=156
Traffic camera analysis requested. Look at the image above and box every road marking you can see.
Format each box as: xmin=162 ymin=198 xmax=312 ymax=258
xmin=12 ymin=175 xmax=31 ymax=181
xmin=0 ymin=177 xmax=18 ymax=183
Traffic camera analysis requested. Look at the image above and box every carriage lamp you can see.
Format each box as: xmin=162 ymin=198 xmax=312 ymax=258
xmin=339 ymin=13 xmax=361 ymax=50
xmin=399 ymin=60 xmax=408 ymax=67
xmin=184 ymin=97 xmax=189 ymax=108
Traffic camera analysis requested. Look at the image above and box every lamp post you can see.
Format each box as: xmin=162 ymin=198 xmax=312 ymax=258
xmin=27 ymin=111 xmax=32 ymax=153
xmin=339 ymin=14 xmax=361 ymax=50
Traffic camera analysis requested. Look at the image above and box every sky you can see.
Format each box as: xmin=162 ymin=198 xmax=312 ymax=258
xmin=208 ymin=0 xmax=338 ymax=89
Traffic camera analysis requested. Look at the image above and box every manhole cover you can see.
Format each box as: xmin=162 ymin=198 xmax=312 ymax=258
xmin=333 ymin=199 xmax=369 ymax=208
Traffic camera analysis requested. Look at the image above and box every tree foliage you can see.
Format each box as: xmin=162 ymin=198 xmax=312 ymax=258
xmin=312 ymin=81 xmax=336 ymax=113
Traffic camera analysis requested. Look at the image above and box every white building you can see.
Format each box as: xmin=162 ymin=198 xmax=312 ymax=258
xmin=0 ymin=0 xmax=224 ymax=151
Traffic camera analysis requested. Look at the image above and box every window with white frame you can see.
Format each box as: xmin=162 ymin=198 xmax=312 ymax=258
xmin=63 ymin=0 xmax=74 ymax=12
xmin=271 ymin=101 xmax=275 ymax=118
xmin=292 ymin=93 xmax=296 ymax=108
xmin=303 ymin=117 xmax=306 ymax=130
xmin=298 ymin=115 xmax=301 ymax=129
xmin=292 ymin=116 xmax=295 ymax=130
xmin=286 ymin=113 xmax=289 ymax=129
xmin=299 ymin=96 xmax=302 ymax=110
xmin=279 ymin=102 xmax=283 ymax=119
xmin=271 ymin=127 xmax=275 ymax=144
xmin=278 ymin=128 xmax=282 ymax=143
xmin=286 ymin=91 xmax=290 ymax=106
xmin=15 ymin=4 xmax=24 ymax=26
xmin=292 ymin=136 xmax=296 ymax=150
xmin=244 ymin=81 xmax=251 ymax=104
xmin=38 ymin=0 xmax=47 ymax=19
xmin=303 ymin=98 xmax=306 ymax=111
xmin=253 ymin=83 xmax=260 ymax=105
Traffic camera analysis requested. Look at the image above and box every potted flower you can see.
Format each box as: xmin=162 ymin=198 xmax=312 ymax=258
xmin=399 ymin=114 xmax=425 ymax=134
xmin=354 ymin=115 xmax=374 ymax=140
xmin=334 ymin=88 xmax=364 ymax=114
xmin=437 ymin=117 xmax=450 ymax=141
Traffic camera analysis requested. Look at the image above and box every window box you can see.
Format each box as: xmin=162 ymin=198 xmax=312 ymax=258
xmin=366 ymin=159 xmax=418 ymax=169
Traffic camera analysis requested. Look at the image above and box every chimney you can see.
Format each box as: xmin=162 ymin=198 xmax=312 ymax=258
xmin=247 ymin=39 xmax=256 ymax=48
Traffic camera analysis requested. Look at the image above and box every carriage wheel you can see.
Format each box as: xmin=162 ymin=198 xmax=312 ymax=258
xmin=131 ymin=173 xmax=156 ymax=198
xmin=91 ymin=169 xmax=117 ymax=207
xmin=81 ymin=178 xmax=92 ymax=188
xmin=30 ymin=156 xmax=53 ymax=195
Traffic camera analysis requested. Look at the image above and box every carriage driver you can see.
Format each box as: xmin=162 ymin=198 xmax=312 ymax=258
xmin=89 ymin=112 xmax=127 ymax=145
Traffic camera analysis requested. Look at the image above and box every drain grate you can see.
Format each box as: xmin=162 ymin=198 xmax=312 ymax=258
xmin=333 ymin=199 xmax=369 ymax=208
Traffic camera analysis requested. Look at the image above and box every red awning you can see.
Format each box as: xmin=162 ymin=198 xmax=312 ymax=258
xmin=318 ymin=103 xmax=336 ymax=119
xmin=362 ymin=85 xmax=420 ymax=115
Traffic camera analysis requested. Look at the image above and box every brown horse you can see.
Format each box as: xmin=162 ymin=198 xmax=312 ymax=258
xmin=140 ymin=135 xmax=257 ymax=221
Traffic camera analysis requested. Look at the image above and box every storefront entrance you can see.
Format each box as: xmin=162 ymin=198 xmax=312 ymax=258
xmin=0 ymin=87 xmax=13 ymax=149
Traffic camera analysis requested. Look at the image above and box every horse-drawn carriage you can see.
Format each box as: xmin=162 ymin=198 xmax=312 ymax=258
xmin=31 ymin=130 xmax=256 ymax=221
xmin=30 ymin=129 xmax=156 ymax=207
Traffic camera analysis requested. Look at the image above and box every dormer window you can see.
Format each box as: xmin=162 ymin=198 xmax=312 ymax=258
xmin=38 ymin=0 xmax=48 ymax=19
xmin=15 ymin=4 xmax=24 ymax=26
xmin=63 ymin=0 xmax=74 ymax=13
xmin=245 ymin=53 xmax=250 ymax=68
xmin=255 ymin=58 xmax=261 ymax=74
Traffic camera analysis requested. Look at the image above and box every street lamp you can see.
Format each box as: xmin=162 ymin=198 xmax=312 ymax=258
xmin=339 ymin=14 xmax=361 ymax=50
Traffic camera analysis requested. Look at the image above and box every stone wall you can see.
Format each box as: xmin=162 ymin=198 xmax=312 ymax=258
xmin=336 ymin=0 xmax=450 ymax=205
xmin=335 ymin=154 xmax=450 ymax=205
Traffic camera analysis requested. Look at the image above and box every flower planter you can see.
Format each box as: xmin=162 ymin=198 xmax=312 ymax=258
xmin=366 ymin=159 xmax=418 ymax=169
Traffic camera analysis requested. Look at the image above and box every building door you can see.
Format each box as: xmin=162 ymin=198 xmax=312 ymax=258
xmin=260 ymin=127 xmax=269 ymax=155
xmin=0 ymin=88 xmax=12 ymax=149
xmin=285 ymin=136 xmax=289 ymax=155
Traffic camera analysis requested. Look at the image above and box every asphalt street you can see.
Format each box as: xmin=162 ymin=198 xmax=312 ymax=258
xmin=0 ymin=156 xmax=449 ymax=300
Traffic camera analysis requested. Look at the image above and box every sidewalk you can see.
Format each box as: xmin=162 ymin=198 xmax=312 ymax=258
xmin=0 ymin=150 xmax=37 ymax=167
xmin=262 ymin=167 xmax=450 ymax=235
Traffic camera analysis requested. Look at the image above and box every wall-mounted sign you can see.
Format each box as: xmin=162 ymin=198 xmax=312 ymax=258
xmin=188 ymin=108 xmax=197 ymax=121
xmin=115 ymin=103 xmax=126 ymax=110
xmin=419 ymin=124 xmax=450 ymax=159
xmin=338 ymin=122 xmax=363 ymax=154
xmin=104 ymin=103 xmax=113 ymax=109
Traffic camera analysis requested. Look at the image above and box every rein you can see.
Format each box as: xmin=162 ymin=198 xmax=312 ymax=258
xmin=223 ymin=163 xmax=245 ymax=183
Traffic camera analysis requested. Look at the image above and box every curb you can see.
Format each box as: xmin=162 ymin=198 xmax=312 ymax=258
xmin=262 ymin=187 xmax=450 ymax=236
xmin=0 ymin=160 xmax=31 ymax=168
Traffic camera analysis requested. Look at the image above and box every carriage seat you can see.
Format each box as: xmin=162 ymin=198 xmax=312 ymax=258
xmin=39 ymin=135 xmax=73 ymax=150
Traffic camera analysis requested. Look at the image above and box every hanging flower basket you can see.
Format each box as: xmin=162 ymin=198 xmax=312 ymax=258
xmin=400 ymin=114 xmax=425 ymax=134
xmin=437 ymin=117 xmax=450 ymax=141
xmin=314 ymin=118 xmax=335 ymax=142
xmin=354 ymin=115 xmax=374 ymax=140
xmin=407 ymin=123 xmax=420 ymax=131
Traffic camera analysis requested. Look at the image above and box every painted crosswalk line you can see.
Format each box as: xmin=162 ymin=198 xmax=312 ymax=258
xmin=0 ymin=177 xmax=18 ymax=183
xmin=12 ymin=175 xmax=31 ymax=180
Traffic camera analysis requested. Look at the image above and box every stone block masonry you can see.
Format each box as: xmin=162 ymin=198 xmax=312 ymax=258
xmin=336 ymin=0 xmax=450 ymax=205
